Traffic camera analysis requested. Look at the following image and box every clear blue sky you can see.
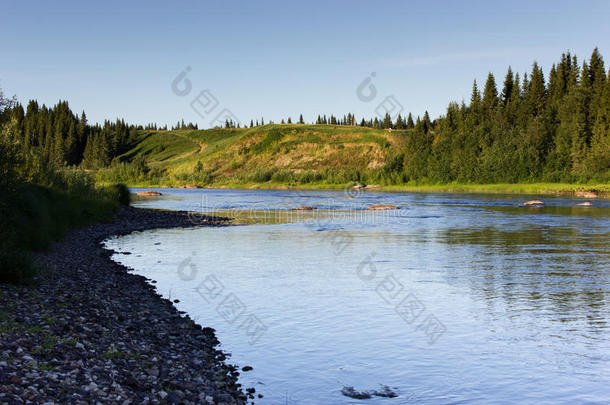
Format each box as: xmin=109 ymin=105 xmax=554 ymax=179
xmin=1 ymin=0 xmax=609 ymax=127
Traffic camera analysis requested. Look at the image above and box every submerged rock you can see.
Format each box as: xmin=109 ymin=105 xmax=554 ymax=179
xmin=372 ymin=385 xmax=398 ymax=398
xmin=136 ymin=190 xmax=162 ymax=197
xmin=291 ymin=206 xmax=316 ymax=211
xmin=577 ymin=201 xmax=593 ymax=206
xmin=341 ymin=385 xmax=398 ymax=400
xmin=341 ymin=386 xmax=372 ymax=400
xmin=367 ymin=204 xmax=399 ymax=210
xmin=523 ymin=200 xmax=544 ymax=206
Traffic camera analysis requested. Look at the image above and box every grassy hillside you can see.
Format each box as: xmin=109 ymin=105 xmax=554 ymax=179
xmin=95 ymin=124 xmax=610 ymax=195
xmin=99 ymin=124 xmax=405 ymax=186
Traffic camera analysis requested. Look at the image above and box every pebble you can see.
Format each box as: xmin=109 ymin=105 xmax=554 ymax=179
xmin=0 ymin=207 xmax=247 ymax=404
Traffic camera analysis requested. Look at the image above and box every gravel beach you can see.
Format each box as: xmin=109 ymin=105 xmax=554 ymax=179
xmin=0 ymin=207 xmax=251 ymax=404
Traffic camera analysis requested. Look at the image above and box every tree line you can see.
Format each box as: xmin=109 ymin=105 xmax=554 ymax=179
xmin=396 ymin=48 xmax=609 ymax=183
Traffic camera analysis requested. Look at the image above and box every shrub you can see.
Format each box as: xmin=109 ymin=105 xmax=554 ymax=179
xmin=248 ymin=167 xmax=276 ymax=182
xmin=103 ymin=184 xmax=131 ymax=205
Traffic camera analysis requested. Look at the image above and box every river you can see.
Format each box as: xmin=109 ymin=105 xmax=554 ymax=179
xmin=105 ymin=188 xmax=610 ymax=404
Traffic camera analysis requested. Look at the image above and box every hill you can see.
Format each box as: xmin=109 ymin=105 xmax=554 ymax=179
xmin=98 ymin=124 xmax=408 ymax=187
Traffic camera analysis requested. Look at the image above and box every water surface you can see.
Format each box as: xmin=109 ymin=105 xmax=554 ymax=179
xmin=106 ymin=188 xmax=610 ymax=404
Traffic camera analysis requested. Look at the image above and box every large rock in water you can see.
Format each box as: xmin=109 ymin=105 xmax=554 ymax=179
xmin=523 ymin=200 xmax=544 ymax=206
xmin=137 ymin=190 xmax=163 ymax=197
xmin=367 ymin=204 xmax=399 ymax=210
xmin=577 ymin=201 xmax=593 ymax=206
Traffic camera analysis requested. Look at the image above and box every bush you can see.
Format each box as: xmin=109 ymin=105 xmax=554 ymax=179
xmin=103 ymin=184 xmax=131 ymax=206
xmin=271 ymin=169 xmax=295 ymax=183
xmin=0 ymin=184 xmax=119 ymax=284
xmin=248 ymin=167 xmax=276 ymax=182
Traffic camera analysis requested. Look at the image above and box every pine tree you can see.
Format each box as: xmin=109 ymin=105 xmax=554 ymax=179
xmin=65 ymin=120 xmax=78 ymax=165
xmin=382 ymin=112 xmax=392 ymax=129
xmin=395 ymin=114 xmax=404 ymax=129
xmin=469 ymin=80 xmax=482 ymax=125
xmin=588 ymin=47 xmax=606 ymax=129
xmin=299 ymin=114 xmax=304 ymax=124
xmin=24 ymin=100 xmax=39 ymax=148
xmin=528 ymin=62 xmax=547 ymax=117
xmin=501 ymin=67 xmax=514 ymax=107
xmin=422 ymin=111 xmax=432 ymax=134
xmin=505 ymin=72 xmax=521 ymax=125
xmin=406 ymin=113 xmax=415 ymax=129
xmin=483 ymin=73 xmax=498 ymax=113
xmin=586 ymin=69 xmax=610 ymax=177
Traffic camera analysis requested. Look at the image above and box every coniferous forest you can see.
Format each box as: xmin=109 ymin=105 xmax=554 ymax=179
xmin=1 ymin=49 xmax=609 ymax=189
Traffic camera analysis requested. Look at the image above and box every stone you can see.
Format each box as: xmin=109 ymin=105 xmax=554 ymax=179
xmin=367 ymin=204 xmax=399 ymax=210
xmin=137 ymin=191 xmax=163 ymax=197
xmin=290 ymin=206 xmax=316 ymax=211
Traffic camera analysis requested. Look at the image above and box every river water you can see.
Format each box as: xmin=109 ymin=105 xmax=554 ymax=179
xmin=105 ymin=188 xmax=610 ymax=404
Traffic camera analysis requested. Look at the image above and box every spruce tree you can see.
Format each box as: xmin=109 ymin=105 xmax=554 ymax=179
xmin=586 ymin=68 xmax=610 ymax=177
xmin=483 ymin=73 xmax=499 ymax=114
xmin=382 ymin=113 xmax=392 ymax=129
xmin=501 ymin=67 xmax=514 ymax=107
xmin=395 ymin=114 xmax=404 ymax=129
xmin=406 ymin=113 xmax=415 ymax=129
xmin=528 ymin=62 xmax=547 ymax=117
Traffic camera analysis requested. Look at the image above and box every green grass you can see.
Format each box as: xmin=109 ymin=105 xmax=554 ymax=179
xmin=378 ymin=182 xmax=610 ymax=195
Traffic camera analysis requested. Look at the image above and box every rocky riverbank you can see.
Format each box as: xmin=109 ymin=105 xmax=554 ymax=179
xmin=0 ymin=207 xmax=251 ymax=404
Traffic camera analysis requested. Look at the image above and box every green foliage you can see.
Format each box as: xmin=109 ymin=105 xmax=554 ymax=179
xmin=96 ymin=159 xmax=165 ymax=185
xmin=250 ymin=127 xmax=284 ymax=154
xmin=0 ymin=184 xmax=120 ymax=283
xmin=0 ymin=86 xmax=131 ymax=283
xmin=104 ymin=184 xmax=131 ymax=206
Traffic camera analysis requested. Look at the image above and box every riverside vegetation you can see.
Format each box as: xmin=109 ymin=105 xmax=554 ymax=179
xmin=0 ymin=91 xmax=130 ymax=283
